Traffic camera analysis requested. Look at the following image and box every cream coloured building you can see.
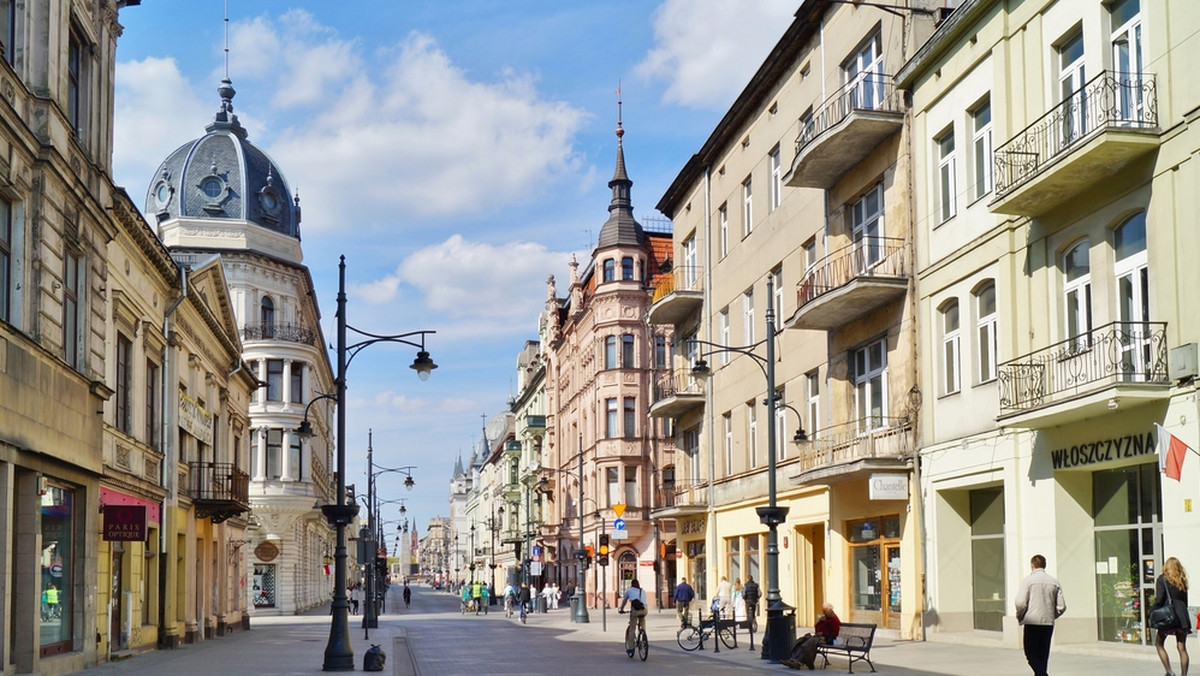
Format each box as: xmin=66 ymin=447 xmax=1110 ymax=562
xmin=651 ymin=1 xmax=943 ymax=638
xmin=899 ymin=0 xmax=1200 ymax=654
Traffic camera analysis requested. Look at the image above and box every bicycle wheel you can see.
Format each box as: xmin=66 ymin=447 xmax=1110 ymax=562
xmin=637 ymin=629 xmax=649 ymax=661
xmin=677 ymin=625 xmax=701 ymax=651
xmin=719 ymin=626 xmax=737 ymax=649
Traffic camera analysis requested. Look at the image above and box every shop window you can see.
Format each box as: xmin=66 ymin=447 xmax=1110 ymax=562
xmin=253 ymin=563 xmax=276 ymax=607
xmin=727 ymin=537 xmax=742 ymax=585
xmin=40 ymin=483 xmax=75 ymax=656
xmin=847 ymin=515 xmax=902 ymax=629
xmin=970 ymin=486 xmax=1005 ymax=631
xmin=1094 ymin=463 xmax=1161 ymax=645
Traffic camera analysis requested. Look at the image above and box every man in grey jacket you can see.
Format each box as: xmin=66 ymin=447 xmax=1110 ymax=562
xmin=1015 ymin=554 xmax=1067 ymax=676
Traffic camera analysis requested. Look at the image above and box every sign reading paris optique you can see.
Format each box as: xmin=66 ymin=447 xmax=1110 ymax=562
xmin=103 ymin=505 xmax=147 ymax=541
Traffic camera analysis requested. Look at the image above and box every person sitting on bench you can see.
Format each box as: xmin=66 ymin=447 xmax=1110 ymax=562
xmin=785 ymin=602 xmax=841 ymax=670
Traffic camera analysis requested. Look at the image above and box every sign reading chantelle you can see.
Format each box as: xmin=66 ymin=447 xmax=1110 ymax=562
xmin=103 ymin=505 xmax=147 ymax=541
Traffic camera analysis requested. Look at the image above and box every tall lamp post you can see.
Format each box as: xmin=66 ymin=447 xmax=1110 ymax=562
xmin=533 ymin=450 xmax=589 ymax=623
xmin=298 ymin=256 xmax=436 ymax=671
xmin=363 ymin=433 xmax=416 ymax=631
xmin=690 ymin=275 xmax=805 ymax=663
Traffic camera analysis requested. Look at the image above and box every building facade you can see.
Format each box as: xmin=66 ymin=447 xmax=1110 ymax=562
xmin=900 ymin=0 xmax=1200 ymax=652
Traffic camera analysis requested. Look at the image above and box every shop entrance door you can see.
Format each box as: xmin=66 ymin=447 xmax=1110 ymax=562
xmin=1093 ymin=462 xmax=1161 ymax=645
xmin=847 ymin=515 xmax=901 ymax=629
xmin=110 ymin=545 xmax=125 ymax=653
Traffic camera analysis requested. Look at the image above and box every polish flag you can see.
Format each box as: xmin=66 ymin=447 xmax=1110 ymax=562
xmin=1156 ymin=423 xmax=1188 ymax=481
xmin=323 ymin=564 xmax=331 ymax=576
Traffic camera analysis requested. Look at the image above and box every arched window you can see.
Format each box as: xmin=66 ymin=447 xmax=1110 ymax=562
xmin=974 ymin=281 xmax=998 ymax=383
xmin=618 ymin=551 xmax=638 ymax=598
xmin=1063 ymin=240 xmax=1091 ymax=347
xmin=1114 ymin=212 xmax=1149 ymax=375
xmin=940 ymin=299 xmax=960 ymax=394
xmin=260 ymin=296 xmax=275 ymax=329
xmin=621 ymin=257 xmax=635 ymax=280
xmin=603 ymin=259 xmax=615 ymax=282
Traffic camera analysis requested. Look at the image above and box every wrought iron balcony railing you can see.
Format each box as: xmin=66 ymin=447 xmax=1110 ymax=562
xmin=795 ymin=73 xmax=903 ymax=154
xmin=650 ymin=265 xmax=703 ymax=305
xmin=652 ymin=367 xmax=704 ymax=403
xmin=994 ymin=71 xmax=1157 ymax=196
xmin=188 ymin=461 xmax=250 ymax=522
xmin=242 ymin=322 xmax=319 ymax=346
xmin=797 ymin=236 xmax=907 ymax=308
xmin=799 ymin=417 xmax=912 ymax=473
xmin=998 ymin=321 xmax=1168 ymax=414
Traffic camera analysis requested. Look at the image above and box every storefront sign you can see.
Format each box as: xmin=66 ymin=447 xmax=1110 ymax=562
xmin=178 ymin=390 xmax=214 ymax=445
xmin=103 ymin=505 xmax=146 ymax=541
xmin=1049 ymin=431 xmax=1155 ymax=470
xmin=869 ymin=474 xmax=908 ymax=501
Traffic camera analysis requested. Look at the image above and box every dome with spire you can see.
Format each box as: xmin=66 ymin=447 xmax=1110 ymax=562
xmin=145 ymin=79 xmax=301 ymax=242
xmin=596 ymin=106 xmax=647 ymax=250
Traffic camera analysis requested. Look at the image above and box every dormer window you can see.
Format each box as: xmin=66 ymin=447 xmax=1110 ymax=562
xmin=202 ymin=178 xmax=222 ymax=198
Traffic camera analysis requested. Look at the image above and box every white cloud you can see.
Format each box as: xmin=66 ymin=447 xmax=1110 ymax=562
xmin=112 ymin=56 xmax=212 ymax=192
xmin=635 ymin=0 xmax=795 ymax=109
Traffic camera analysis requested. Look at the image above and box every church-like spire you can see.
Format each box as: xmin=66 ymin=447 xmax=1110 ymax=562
xmin=596 ymin=84 xmax=645 ymax=249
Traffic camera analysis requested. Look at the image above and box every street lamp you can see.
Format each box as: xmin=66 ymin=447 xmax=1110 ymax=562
xmin=362 ymin=431 xmax=416 ymax=631
xmin=689 ymin=274 xmax=803 ymax=663
xmin=300 ymin=256 xmax=435 ymax=671
xmin=533 ymin=447 xmax=589 ymax=624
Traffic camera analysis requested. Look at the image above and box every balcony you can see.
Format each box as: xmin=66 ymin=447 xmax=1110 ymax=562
xmin=997 ymin=321 xmax=1169 ymax=428
xmin=525 ymin=415 xmax=546 ymax=429
xmin=783 ymin=237 xmax=908 ymax=331
xmin=650 ymin=483 xmax=707 ymax=520
xmin=647 ymin=265 xmax=703 ymax=325
xmin=785 ymin=73 xmax=905 ymax=190
xmin=990 ymin=71 xmax=1159 ymax=217
xmin=242 ymin=322 xmax=319 ymax=346
xmin=789 ymin=417 xmax=912 ymax=486
xmin=188 ymin=462 xmax=250 ymax=523
xmin=648 ymin=368 xmax=705 ymax=419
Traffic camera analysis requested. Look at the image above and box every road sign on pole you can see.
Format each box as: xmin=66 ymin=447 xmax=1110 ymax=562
xmin=613 ymin=517 xmax=626 ymax=531
xmin=613 ymin=503 xmax=626 ymax=518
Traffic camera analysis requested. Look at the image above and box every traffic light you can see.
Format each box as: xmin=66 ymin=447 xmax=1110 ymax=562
xmin=346 ymin=483 xmax=356 ymax=503
xmin=585 ymin=544 xmax=594 ymax=565
xmin=597 ymin=533 xmax=610 ymax=566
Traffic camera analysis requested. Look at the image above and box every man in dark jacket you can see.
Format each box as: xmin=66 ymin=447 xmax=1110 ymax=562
xmin=674 ymin=578 xmax=696 ymax=626
xmin=742 ymin=575 xmax=762 ymax=629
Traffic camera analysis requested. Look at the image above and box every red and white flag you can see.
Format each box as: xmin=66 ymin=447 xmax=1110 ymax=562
xmin=1156 ymin=423 xmax=1188 ymax=481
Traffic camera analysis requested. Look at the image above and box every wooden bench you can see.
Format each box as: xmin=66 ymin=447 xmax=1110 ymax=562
xmin=815 ymin=622 xmax=876 ymax=672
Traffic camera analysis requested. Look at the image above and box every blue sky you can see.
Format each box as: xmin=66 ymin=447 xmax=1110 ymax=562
xmin=112 ymin=0 xmax=795 ymax=532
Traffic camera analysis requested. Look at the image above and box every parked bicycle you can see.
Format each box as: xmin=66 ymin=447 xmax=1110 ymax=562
xmin=619 ymin=610 xmax=649 ymax=660
xmin=677 ymin=609 xmax=737 ymax=651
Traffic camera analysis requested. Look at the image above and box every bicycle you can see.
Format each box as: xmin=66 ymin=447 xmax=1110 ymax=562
xmin=677 ymin=609 xmax=737 ymax=651
xmin=504 ymin=596 xmax=515 ymax=618
xmin=619 ymin=609 xmax=649 ymax=660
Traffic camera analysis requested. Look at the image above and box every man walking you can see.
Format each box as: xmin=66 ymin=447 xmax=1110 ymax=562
xmin=1015 ymin=554 xmax=1066 ymax=676
xmin=674 ymin=577 xmax=696 ymax=626
xmin=743 ymin=575 xmax=761 ymax=630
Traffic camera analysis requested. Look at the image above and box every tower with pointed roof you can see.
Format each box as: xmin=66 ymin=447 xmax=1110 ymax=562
xmin=535 ymin=100 xmax=677 ymax=607
xmin=147 ymin=79 xmax=338 ymax=618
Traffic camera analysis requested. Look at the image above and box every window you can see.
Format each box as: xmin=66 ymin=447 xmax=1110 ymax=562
xmin=723 ymin=413 xmax=733 ymax=474
xmin=742 ymin=176 xmax=753 ymax=236
xmin=607 ymin=467 xmax=620 ymax=506
xmin=201 ymin=177 xmax=222 ymax=199
xmin=288 ymin=433 xmax=302 ymax=480
xmin=684 ymin=427 xmax=701 ymax=485
xmin=719 ymin=203 xmax=729 ymax=258
xmin=260 ymin=295 xmax=275 ymax=328
xmin=146 ymin=359 xmax=160 ymax=450
xmin=845 ymin=33 xmax=883 ymax=109
xmin=972 ymin=101 xmax=993 ymax=199
xmin=0 ymin=0 xmax=14 ymax=65
xmin=975 ymin=283 xmax=998 ymax=383
xmin=941 ymin=300 xmax=961 ymax=394
xmin=604 ymin=336 xmax=617 ymax=369
xmin=683 ymin=236 xmax=698 ymax=287
xmin=769 ymin=146 xmax=782 ymax=212
xmin=718 ymin=309 xmax=730 ymax=365
xmin=1111 ymin=0 xmax=1144 ymax=120
xmin=0 ymin=197 xmax=10 ymax=321
xmin=621 ymin=257 xmax=635 ymax=281
xmin=1114 ymin=212 xmax=1149 ymax=375
xmin=266 ymin=429 xmax=283 ymax=479
xmin=654 ymin=336 xmax=667 ymax=369
xmin=290 ymin=362 xmax=304 ymax=403
xmin=852 ymin=184 xmax=885 ymax=270
xmin=116 ymin=334 xmax=132 ymax=434
xmin=606 ymin=398 xmax=618 ymax=438
xmin=1059 ymin=31 xmax=1087 ymax=143
xmin=623 ymin=397 xmax=636 ymax=437
xmin=800 ymin=108 xmax=815 ymax=144
xmin=747 ymin=535 xmax=761 ymax=582
xmin=727 ymin=537 xmax=742 ymax=584
xmin=1064 ymin=240 xmax=1092 ymax=346
xmin=603 ymin=259 xmax=615 ymax=282
xmin=68 ymin=27 xmax=86 ymax=137
xmin=772 ymin=267 xmax=784 ymax=357
xmin=936 ymin=129 xmax=956 ymax=222
xmin=970 ymin=487 xmax=1006 ymax=631
xmin=743 ymin=289 xmax=755 ymax=344
xmin=806 ymin=370 xmax=820 ymax=437
xmin=853 ymin=338 xmax=888 ymax=431
xmin=775 ymin=386 xmax=787 ymax=461
xmin=803 ymin=238 xmax=817 ymax=273
xmin=624 ymin=466 xmax=637 ymax=506
xmin=622 ymin=334 xmax=635 ymax=367
xmin=62 ymin=251 xmax=81 ymax=367
xmin=40 ymin=484 xmax=75 ymax=653
xmin=266 ymin=359 xmax=284 ymax=401
xmin=747 ymin=402 xmax=758 ymax=469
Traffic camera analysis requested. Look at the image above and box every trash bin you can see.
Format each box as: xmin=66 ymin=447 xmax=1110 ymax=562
xmin=535 ymin=596 xmax=547 ymax=614
xmin=765 ymin=607 xmax=796 ymax=662
xmin=569 ymin=595 xmax=579 ymax=616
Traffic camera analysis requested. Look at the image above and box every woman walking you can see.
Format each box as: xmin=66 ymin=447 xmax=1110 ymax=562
xmin=1156 ymin=556 xmax=1191 ymax=676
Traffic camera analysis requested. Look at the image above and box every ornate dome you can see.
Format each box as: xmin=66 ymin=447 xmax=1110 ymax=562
xmin=145 ymin=79 xmax=300 ymax=240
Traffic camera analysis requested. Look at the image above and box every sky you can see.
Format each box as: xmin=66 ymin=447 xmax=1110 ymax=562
xmin=112 ymin=0 xmax=796 ymax=536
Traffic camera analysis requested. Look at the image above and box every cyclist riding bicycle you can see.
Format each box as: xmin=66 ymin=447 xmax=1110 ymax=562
xmin=618 ymin=579 xmax=648 ymax=656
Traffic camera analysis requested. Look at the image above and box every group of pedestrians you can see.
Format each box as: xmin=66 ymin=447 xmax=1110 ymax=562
xmin=672 ymin=574 xmax=760 ymax=626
